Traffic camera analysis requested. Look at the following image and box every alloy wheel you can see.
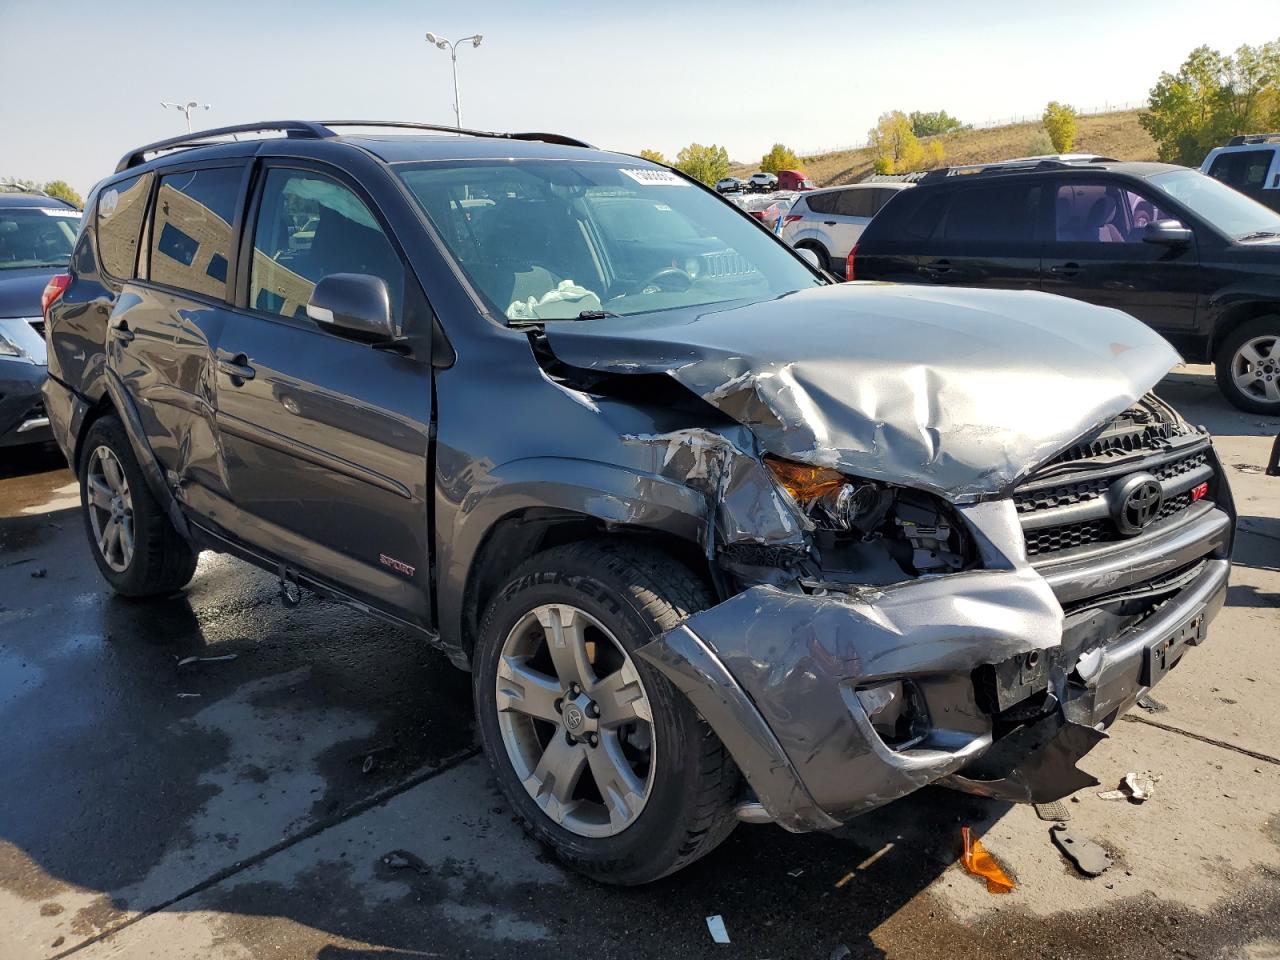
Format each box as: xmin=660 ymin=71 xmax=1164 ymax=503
xmin=495 ymin=603 xmax=657 ymax=838
xmin=1231 ymin=334 xmax=1280 ymax=404
xmin=86 ymin=445 xmax=135 ymax=573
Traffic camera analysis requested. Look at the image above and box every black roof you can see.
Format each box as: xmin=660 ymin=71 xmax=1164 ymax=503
xmin=114 ymin=120 xmax=614 ymax=175
xmin=914 ymin=158 xmax=1185 ymax=188
xmin=0 ymin=192 xmax=78 ymax=210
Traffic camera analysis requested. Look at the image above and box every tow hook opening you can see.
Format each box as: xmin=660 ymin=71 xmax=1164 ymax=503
xmin=854 ymin=679 xmax=930 ymax=750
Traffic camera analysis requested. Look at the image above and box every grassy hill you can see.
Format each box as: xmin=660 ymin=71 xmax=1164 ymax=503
xmin=731 ymin=109 xmax=1158 ymax=186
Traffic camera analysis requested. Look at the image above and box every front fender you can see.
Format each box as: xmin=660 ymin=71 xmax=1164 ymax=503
xmin=436 ymin=456 xmax=711 ymax=654
xmin=1206 ymin=280 xmax=1280 ymax=352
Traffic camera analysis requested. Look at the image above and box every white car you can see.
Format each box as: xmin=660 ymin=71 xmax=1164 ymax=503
xmin=748 ymin=172 xmax=778 ymax=193
xmin=715 ymin=177 xmax=745 ymax=194
xmin=780 ymin=182 xmax=913 ymax=275
xmin=1200 ymin=134 xmax=1280 ymax=213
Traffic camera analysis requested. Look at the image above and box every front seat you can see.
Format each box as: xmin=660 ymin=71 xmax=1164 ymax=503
xmin=1083 ymin=195 xmax=1124 ymax=243
xmin=476 ymin=201 xmax=563 ymax=312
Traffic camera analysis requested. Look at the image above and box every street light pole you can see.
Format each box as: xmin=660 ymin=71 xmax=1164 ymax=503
xmin=161 ymin=100 xmax=211 ymax=133
xmin=424 ymin=32 xmax=483 ymax=129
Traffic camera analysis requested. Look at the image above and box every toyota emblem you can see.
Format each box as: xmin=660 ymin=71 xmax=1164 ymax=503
xmin=1110 ymin=472 xmax=1164 ymax=536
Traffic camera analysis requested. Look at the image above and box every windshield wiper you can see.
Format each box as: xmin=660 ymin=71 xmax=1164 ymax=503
xmin=576 ymin=309 xmax=621 ymax=320
xmin=1236 ymin=230 xmax=1280 ymax=241
xmin=507 ymin=308 xmax=622 ymax=328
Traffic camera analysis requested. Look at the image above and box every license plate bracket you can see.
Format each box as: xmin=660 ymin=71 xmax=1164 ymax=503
xmin=1141 ymin=605 xmax=1208 ymax=687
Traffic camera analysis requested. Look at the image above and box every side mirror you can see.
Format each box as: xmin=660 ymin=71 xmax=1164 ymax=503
xmin=796 ymin=248 xmax=822 ymax=270
xmin=1143 ymin=219 xmax=1193 ymax=246
xmin=306 ymin=274 xmax=394 ymax=341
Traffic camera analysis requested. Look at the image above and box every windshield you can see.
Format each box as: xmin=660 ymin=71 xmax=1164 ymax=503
xmin=1150 ymin=169 xmax=1280 ymax=240
xmin=0 ymin=206 xmax=81 ymax=269
xmin=396 ymin=160 xmax=822 ymax=322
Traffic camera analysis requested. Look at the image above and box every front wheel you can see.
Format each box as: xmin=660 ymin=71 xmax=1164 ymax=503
xmin=79 ymin=415 xmax=199 ymax=597
xmin=1214 ymin=316 xmax=1280 ymax=415
xmin=473 ymin=542 xmax=739 ymax=885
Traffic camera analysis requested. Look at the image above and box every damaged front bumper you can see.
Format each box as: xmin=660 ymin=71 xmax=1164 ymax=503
xmin=636 ymin=501 xmax=1233 ymax=833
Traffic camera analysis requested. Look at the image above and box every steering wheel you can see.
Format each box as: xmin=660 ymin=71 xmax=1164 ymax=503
xmin=635 ymin=267 xmax=694 ymax=295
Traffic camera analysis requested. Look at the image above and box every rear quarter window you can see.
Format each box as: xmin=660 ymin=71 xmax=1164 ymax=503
xmin=96 ymin=173 xmax=153 ymax=280
xmin=805 ymin=192 xmax=839 ymax=215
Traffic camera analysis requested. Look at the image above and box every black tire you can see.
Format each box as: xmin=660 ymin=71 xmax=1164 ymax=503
xmin=1214 ymin=315 xmax=1280 ymax=416
xmin=78 ymin=415 xmax=198 ymax=597
xmin=799 ymin=243 xmax=831 ymax=274
xmin=473 ymin=541 xmax=739 ymax=885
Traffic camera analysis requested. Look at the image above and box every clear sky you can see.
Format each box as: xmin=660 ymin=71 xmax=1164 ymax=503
xmin=1 ymin=0 xmax=1275 ymax=195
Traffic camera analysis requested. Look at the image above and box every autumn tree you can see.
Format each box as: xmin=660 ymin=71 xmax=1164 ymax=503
xmin=42 ymin=180 xmax=83 ymax=208
xmin=868 ymin=111 xmax=925 ymax=174
xmin=674 ymin=143 xmax=730 ymax=185
xmin=1042 ymin=102 xmax=1078 ymax=153
xmin=639 ymin=148 xmax=667 ymax=164
xmin=760 ymin=143 xmax=800 ymax=174
xmin=1140 ymin=40 xmax=1280 ymax=165
xmin=908 ymin=110 xmax=966 ymax=137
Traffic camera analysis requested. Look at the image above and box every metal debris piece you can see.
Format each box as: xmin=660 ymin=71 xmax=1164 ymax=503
xmin=362 ymin=755 xmax=376 ymax=774
xmin=176 ymin=693 xmax=201 ymax=698
xmin=1034 ymin=801 xmax=1071 ymax=822
xmin=706 ymin=915 xmax=730 ymax=944
xmin=1050 ymin=824 xmax=1112 ymax=876
xmin=1135 ymin=693 xmax=1167 ymax=713
xmin=1123 ymin=771 xmax=1159 ymax=803
xmin=787 ymin=867 xmax=804 ymax=878
xmin=959 ymin=826 xmax=1015 ymax=894
xmin=175 ymin=654 xmax=238 ymax=667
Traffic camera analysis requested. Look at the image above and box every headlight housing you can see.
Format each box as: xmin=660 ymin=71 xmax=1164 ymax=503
xmin=0 ymin=329 xmax=26 ymax=359
xmin=764 ymin=456 xmax=892 ymax=533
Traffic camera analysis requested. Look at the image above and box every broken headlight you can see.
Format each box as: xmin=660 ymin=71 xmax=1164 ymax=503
xmin=764 ymin=456 xmax=970 ymax=575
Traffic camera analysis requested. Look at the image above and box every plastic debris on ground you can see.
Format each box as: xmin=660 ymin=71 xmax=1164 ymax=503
xmin=1097 ymin=770 xmax=1160 ymax=803
xmin=834 ymin=871 xmax=855 ymax=888
xmin=787 ymin=867 xmax=804 ymax=878
xmin=1135 ymin=693 xmax=1167 ymax=713
xmin=706 ymin=915 xmax=730 ymax=944
xmin=1033 ymin=800 xmax=1071 ymax=822
xmin=175 ymin=654 xmax=238 ymax=666
xmin=959 ymin=826 xmax=1015 ymax=894
xmin=830 ymin=946 xmax=853 ymax=960
xmin=1050 ymin=823 xmax=1113 ymax=876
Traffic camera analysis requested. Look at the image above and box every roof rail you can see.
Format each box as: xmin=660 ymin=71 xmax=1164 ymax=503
xmin=919 ymin=154 xmax=1118 ymax=183
xmin=1226 ymin=132 xmax=1280 ymax=146
xmin=116 ymin=120 xmax=595 ymax=173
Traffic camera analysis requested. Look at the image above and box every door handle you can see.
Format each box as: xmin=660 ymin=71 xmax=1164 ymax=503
xmin=1048 ymin=261 xmax=1081 ymax=278
xmin=218 ymin=354 xmax=255 ymax=384
xmin=823 ymin=220 xmax=838 ymax=226
xmin=918 ymin=259 xmax=955 ymax=277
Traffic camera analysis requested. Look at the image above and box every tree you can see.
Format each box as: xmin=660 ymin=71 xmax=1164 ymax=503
xmin=760 ymin=143 xmax=800 ymax=174
xmin=674 ymin=143 xmax=730 ymax=186
xmin=1140 ymin=40 xmax=1280 ymax=165
xmin=908 ymin=110 xmax=966 ymax=137
xmin=42 ymin=180 xmax=83 ymax=209
xmin=1042 ymin=102 xmax=1078 ymax=153
xmin=868 ymin=111 xmax=925 ymax=174
xmin=1024 ymin=129 xmax=1056 ymax=157
xmin=638 ymin=148 xmax=667 ymax=165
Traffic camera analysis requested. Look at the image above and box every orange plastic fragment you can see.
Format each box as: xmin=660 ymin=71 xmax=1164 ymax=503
xmin=960 ymin=826 xmax=1016 ymax=894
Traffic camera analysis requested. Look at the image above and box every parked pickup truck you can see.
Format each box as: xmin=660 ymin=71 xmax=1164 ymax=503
xmin=43 ymin=120 xmax=1235 ymax=885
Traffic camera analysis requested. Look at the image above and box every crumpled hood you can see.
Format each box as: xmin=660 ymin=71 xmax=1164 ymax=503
xmin=542 ymin=283 xmax=1181 ymax=500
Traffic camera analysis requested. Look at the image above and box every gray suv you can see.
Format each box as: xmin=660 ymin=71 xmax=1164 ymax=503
xmin=43 ymin=121 xmax=1235 ymax=885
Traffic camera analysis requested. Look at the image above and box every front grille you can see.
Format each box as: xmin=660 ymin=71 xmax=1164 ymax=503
xmin=700 ymin=251 xmax=753 ymax=278
xmin=1015 ymin=395 xmax=1213 ymax=561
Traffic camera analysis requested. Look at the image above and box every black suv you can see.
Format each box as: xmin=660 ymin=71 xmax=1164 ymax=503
xmin=851 ymin=157 xmax=1280 ymax=415
xmin=43 ymin=123 xmax=1235 ymax=884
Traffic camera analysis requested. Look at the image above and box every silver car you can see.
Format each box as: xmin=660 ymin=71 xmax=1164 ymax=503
xmin=781 ymin=182 xmax=913 ymax=274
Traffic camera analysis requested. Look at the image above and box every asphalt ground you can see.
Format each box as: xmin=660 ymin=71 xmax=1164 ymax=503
xmin=1 ymin=364 xmax=1278 ymax=960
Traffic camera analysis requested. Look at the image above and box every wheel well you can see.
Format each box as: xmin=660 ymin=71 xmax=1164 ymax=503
xmin=1211 ymin=302 xmax=1280 ymax=361
xmin=459 ymin=509 xmax=715 ymax=665
xmin=73 ymin=395 xmax=118 ymax=473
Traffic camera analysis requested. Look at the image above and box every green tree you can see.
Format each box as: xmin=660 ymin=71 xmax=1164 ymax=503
xmin=638 ymin=148 xmax=667 ymax=164
xmin=1042 ymin=102 xmax=1078 ymax=153
xmin=908 ymin=110 xmax=966 ymax=137
xmin=1140 ymin=41 xmax=1280 ymax=164
xmin=868 ymin=111 xmax=925 ymax=174
xmin=1024 ymin=128 xmax=1056 ymax=157
xmin=674 ymin=143 xmax=730 ymax=185
xmin=759 ymin=143 xmax=800 ymax=174
xmin=42 ymin=180 xmax=83 ymax=208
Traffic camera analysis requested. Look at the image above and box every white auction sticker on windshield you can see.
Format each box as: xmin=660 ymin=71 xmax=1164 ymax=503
xmin=619 ymin=168 xmax=688 ymax=186
xmin=41 ymin=208 xmax=81 ymax=217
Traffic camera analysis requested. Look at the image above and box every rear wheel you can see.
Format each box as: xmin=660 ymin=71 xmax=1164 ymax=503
xmin=473 ymin=541 xmax=739 ymax=884
xmin=1214 ymin=316 xmax=1280 ymax=415
xmin=79 ymin=415 xmax=198 ymax=597
xmin=799 ymin=243 xmax=830 ymax=273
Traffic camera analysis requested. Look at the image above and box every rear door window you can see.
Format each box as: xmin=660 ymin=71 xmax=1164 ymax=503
xmin=805 ymin=192 xmax=839 ymax=215
xmin=149 ymin=167 xmax=243 ymax=300
xmin=835 ymin=189 xmax=875 ymax=218
xmin=940 ymin=182 xmax=1040 ymax=242
xmin=97 ymin=173 xmax=152 ymax=280
xmin=1207 ymin=150 xmax=1273 ymax=191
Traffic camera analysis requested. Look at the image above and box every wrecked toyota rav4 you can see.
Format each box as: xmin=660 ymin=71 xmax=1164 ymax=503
xmin=43 ymin=122 xmax=1235 ymax=884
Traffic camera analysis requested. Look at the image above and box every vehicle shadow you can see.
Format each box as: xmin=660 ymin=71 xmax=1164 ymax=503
xmin=1233 ymin=515 xmax=1280 ymax=577
xmin=0 ymin=440 xmax=67 ymax=480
